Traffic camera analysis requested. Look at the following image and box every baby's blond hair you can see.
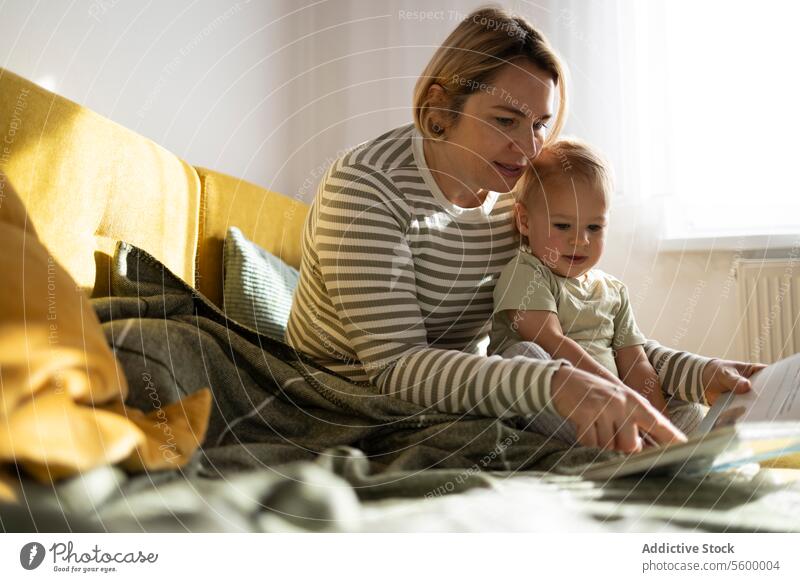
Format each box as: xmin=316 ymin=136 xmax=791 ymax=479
xmin=515 ymin=137 xmax=614 ymax=207
xmin=513 ymin=137 xmax=614 ymax=244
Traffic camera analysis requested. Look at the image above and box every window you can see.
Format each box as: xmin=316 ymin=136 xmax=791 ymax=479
xmin=659 ymin=0 xmax=800 ymax=246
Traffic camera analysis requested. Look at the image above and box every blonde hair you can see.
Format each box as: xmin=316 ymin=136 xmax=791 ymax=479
xmin=516 ymin=137 xmax=614 ymax=206
xmin=512 ymin=137 xmax=614 ymax=245
xmin=413 ymin=5 xmax=567 ymax=143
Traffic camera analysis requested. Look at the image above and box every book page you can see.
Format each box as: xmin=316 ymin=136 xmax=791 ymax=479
xmin=701 ymin=353 xmax=800 ymax=432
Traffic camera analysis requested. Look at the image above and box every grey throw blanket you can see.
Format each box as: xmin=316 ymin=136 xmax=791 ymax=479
xmin=6 ymin=242 xmax=800 ymax=533
xmin=99 ymin=242 xmax=607 ymax=478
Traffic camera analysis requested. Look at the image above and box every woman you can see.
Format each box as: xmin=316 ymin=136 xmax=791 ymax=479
xmin=286 ymin=6 xmax=762 ymax=453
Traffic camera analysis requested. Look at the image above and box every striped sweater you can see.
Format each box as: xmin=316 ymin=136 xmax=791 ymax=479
xmin=286 ymin=123 xmax=712 ymax=419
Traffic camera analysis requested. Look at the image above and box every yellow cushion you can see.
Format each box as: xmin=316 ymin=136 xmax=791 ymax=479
xmin=194 ymin=166 xmax=309 ymax=306
xmin=0 ymin=175 xmax=139 ymax=488
xmin=0 ymin=173 xmax=210 ymax=500
xmin=0 ymin=67 xmax=200 ymax=296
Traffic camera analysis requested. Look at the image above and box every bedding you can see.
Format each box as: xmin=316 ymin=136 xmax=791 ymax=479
xmin=4 ymin=241 xmax=800 ymax=532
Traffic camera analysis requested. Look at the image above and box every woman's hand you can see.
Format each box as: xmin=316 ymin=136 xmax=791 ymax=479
xmin=549 ymin=365 xmax=687 ymax=453
xmin=701 ymin=358 xmax=767 ymax=405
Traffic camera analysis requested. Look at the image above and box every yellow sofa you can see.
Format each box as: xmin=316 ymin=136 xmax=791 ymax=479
xmin=0 ymin=67 xmax=311 ymax=500
xmin=0 ymin=67 xmax=309 ymax=306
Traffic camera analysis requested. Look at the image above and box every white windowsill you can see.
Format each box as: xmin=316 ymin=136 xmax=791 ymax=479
xmin=660 ymin=233 xmax=800 ymax=253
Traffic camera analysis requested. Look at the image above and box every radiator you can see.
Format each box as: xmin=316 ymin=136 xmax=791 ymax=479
xmin=737 ymin=258 xmax=800 ymax=363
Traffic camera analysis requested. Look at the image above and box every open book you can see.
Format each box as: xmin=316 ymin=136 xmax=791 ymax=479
xmin=568 ymin=353 xmax=800 ymax=480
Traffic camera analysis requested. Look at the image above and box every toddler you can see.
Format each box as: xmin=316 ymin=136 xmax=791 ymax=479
xmin=489 ymin=137 xmax=702 ymax=443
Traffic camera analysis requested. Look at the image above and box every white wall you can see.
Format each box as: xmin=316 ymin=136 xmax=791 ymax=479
xmin=0 ymin=0 xmax=759 ymax=360
xmin=0 ymin=0 xmax=492 ymax=198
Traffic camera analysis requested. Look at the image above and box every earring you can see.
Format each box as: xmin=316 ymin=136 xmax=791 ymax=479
xmin=432 ymin=122 xmax=443 ymax=135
